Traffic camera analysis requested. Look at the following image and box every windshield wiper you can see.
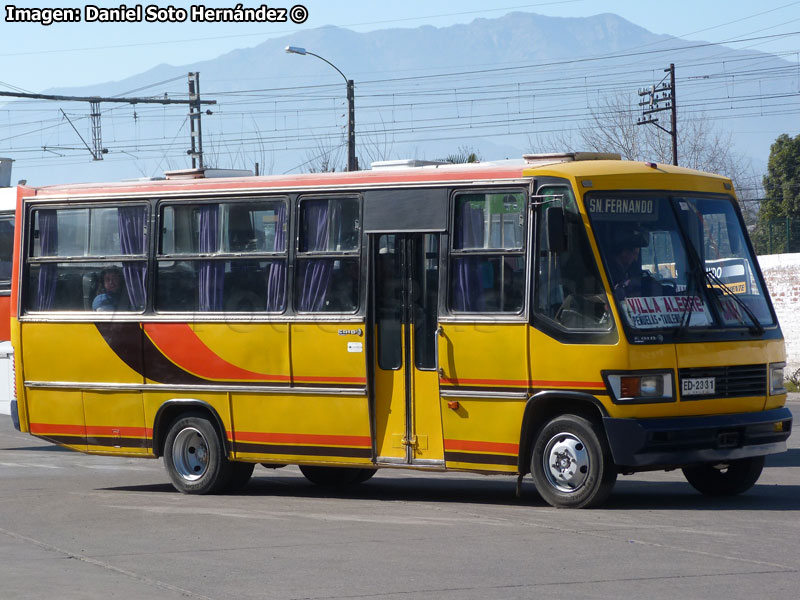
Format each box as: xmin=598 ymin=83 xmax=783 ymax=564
xmin=703 ymin=269 xmax=765 ymax=335
xmin=675 ymin=260 xmax=704 ymax=338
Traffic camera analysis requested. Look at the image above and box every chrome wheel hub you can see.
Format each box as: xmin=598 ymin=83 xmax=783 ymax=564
xmin=543 ymin=433 xmax=590 ymax=493
xmin=172 ymin=427 xmax=209 ymax=482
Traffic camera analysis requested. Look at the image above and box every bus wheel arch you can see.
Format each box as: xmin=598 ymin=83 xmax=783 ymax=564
xmin=517 ymin=392 xmax=609 ymax=476
xmin=153 ymin=399 xmax=229 ymax=459
xmin=519 ymin=392 xmax=616 ymax=508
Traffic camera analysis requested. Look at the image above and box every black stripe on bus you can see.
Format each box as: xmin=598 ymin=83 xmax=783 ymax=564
xmin=444 ymin=451 xmax=518 ymax=466
xmin=232 ymin=442 xmax=372 ymax=459
xmin=34 ymin=434 xmax=149 ymax=449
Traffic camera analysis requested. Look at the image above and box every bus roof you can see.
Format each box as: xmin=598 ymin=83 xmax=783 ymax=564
xmin=24 ymin=154 xmax=730 ymax=199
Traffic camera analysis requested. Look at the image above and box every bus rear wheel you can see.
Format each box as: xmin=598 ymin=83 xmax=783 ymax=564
xmin=530 ymin=414 xmax=617 ymax=509
xmin=682 ymin=456 xmax=765 ymax=496
xmin=163 ymin=413 xmax=231 ymax=494
xmin=300 ymin=466 xmax=375 ymax=486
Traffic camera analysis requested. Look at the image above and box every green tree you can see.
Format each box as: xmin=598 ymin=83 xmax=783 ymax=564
xmin=753 ymin=134 xmax=800 ymax=254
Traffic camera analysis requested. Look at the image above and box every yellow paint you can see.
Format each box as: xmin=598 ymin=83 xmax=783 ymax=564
xmin=83 ymin=390 xmax=148 ymax=455
xmin=290 ymin=322 xmax=367 ymax=384
xmin=21 ymin=322 xmax=142 ymax=384
xmin=373 ymin=328 xmax=407 ymax=460
xmin=438 ymin=323 xmax=530 ymax=387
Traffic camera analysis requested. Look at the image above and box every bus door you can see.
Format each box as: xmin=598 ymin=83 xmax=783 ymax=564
xmin=371 ymin=233 xmax=444 ymax=466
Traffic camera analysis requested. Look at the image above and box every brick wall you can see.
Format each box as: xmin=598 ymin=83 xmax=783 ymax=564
xmin=758 ymin=253 xmax=800 ymax=376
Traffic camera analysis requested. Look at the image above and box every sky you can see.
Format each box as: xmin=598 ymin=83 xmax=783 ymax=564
xmin=2 ymin=0 xmax=799 ymax=93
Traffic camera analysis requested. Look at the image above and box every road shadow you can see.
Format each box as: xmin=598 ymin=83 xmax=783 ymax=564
xmin=100 ymin=468 xmax=800 ymax=511
xmin=766 ymin=448 xmax=800 ymax=468
xmin=3 ymin=444 xmax=74 ymax=452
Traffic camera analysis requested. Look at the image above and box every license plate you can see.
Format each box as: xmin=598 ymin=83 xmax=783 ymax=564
xmin=682 ymin=377 xmax=715 ymax=396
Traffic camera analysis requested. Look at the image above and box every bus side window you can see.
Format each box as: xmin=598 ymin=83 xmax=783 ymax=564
xmin=534 ymin=185 xmax=611 ymax=331
xmin=26 ymin=206 xmax=147 ymax=313
xmin=449 ymin=190 xmax=526 ymax=314
xmin=295 ymin=197 xmax=361 ymax=313
xmin=156 ymin=200 xmax=287 ymax=313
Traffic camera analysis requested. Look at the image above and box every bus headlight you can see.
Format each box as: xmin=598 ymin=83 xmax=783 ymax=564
xmin=605 ymin=371 xmax=674 ymax=404
xmin=770 ymin=363 xmax=786 ymax=395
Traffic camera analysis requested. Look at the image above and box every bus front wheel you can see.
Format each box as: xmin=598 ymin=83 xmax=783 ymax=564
xmin=530 ymin=414 xmax=617 ymax=509
xmin=164 ymin=413 xmax=232 ymax=494
xmin=682 ymin=456 xmax=764 ymax=496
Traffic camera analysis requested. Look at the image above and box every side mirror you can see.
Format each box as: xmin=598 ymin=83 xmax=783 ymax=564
xmin=545 ymin=206 xmax=567 ymax=253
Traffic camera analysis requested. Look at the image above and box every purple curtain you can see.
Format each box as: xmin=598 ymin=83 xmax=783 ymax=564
xmin=265 ymin=203 xmax=286 ymax=311
xmin=198 ymin=204 xmax=224 ymax=312
xmin=118 ymin=206 xmax=146 ymax=310
xmin=35 ymin=210 xmax=58 ymax=311
xmin=298 ymin=200 xmax=332 ymax=311
xmin=452 ymin=201 xmax=484 ymax=311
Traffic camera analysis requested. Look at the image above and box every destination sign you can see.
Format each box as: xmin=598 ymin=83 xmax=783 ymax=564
xmin=621 ymin=295 xmax=712 ymax=329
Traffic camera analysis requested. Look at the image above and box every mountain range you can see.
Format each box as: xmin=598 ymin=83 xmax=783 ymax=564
xmin=1 ymin=12 xmax=795 ymax=185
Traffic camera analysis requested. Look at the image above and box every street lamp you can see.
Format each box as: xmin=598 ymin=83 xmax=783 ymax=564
xmin=285 ymin=45 xmax=357 ymax=171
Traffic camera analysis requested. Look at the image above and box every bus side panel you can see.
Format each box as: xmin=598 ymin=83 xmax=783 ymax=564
xmin=231 ymin=393 xmax=372 ymax=465
xmin=27 ymin=389 xmax=86 ymax=451
xmin=264 ymin=321 xmax=371 ymax=464
xmin=438 ymin=323 xmax=529 ymax=472
xmin=22 ymin=322 xmax=145 ymax=452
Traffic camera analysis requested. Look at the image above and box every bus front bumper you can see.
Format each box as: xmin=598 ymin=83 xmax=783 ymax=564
xmin=603 ymin=407 xmax=793 ymax=469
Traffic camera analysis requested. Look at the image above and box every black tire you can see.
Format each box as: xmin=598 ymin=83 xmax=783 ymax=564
xmin=163 ymin=413 xmax=232 ymax=494
xmin=225 ymin=462 xmax=255 ymax=492
xmin=352 ymin=468 xmax=377 ymax=484
xmin=299 ymin=466 xmax=371 ymax=486
xmin=682 ymin=456 xmax=765 ymax=496
xmin=530 ymin=414 xmax=617 ymax=508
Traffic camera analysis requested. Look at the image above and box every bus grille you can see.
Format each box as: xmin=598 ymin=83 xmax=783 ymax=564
xmin=679 ymin=364 xmax=767 ymax=399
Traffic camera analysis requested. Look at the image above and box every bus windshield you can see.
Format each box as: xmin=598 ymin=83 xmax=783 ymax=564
xmin=585 ymin=192 xmax=774 ymax=334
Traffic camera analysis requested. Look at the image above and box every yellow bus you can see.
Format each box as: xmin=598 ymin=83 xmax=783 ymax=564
xmin=9 ymin=153 xmax=792 ymax=508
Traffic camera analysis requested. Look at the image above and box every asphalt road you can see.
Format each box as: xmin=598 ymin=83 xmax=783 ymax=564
xmin=1 ymin=402 xmax=798 ymax=600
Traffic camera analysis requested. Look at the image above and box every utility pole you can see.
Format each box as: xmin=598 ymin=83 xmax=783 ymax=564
xmin=187 ymin=72 xmax=204 ymax=169
xmin=346 ymin=78 xmax=357 ymax=172
xmin=637 ymin=63 xmax=678 ymax=166
xmin=0 ymin=74 xmax=215 ymax=163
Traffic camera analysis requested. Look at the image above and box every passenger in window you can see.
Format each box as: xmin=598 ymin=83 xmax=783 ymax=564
xmin=92 ymin=267 xmax=128 ymax=311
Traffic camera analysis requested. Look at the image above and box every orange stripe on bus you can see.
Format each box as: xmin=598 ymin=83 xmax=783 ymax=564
xmin=85 ymin=426 xmax=152 ymax=437
xmin=230 ymin=431 xmax=371 ymax=447
xmin=30 ymin=423 xmax=85 ymax=435
xmin=441 ymin=377 xmax=604 ymax=388
xmin=444 ymin=439 xmax=519 ymax=455
xmin=143 ymin=322 xmax=290 ymax=382
xmin=440 ymin=376 xmax=529 ymax=386
xmin=30 ymin=423 xmax=153 ymax=438
xmin=530 ymin=379 xmax=604 ymax=388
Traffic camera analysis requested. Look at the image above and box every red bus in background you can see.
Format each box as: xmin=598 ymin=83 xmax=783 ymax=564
xmin=0 ymin=187 xmax=15 ymax=415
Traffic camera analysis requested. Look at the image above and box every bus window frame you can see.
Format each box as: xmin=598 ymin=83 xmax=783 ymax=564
xmin=0 ymin=211 xmax=14 ymax=296
xmin=22 ymin=200 xmax=151 ymax=317
xmin=444 ymin=186 xmax=530 ymax=321
xmin=154 ymin=195 xmax=291 ymax=316
xmin=293 ymin=193 xmax=364 ymax=317
xmin=529 ymin=176 xmax=619 ymax=345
